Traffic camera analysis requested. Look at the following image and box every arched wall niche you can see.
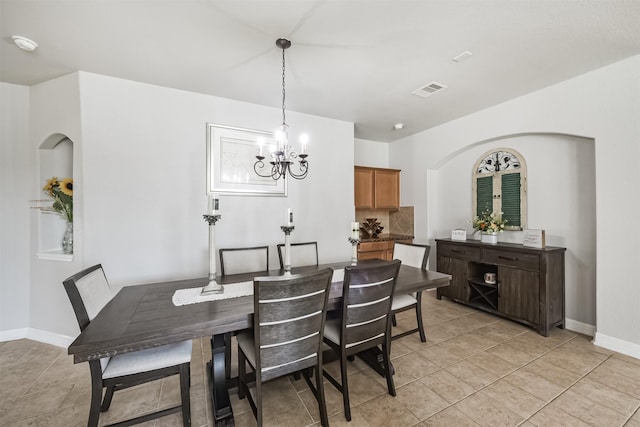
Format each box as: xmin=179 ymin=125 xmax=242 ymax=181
xmin=430 ymin=131 xmax=597 ymax=328
xmin=37 ymin=133 xmax=74 ymax=259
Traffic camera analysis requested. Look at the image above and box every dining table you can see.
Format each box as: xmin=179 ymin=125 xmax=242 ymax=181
xmin=67 ymin=259 xmax=451 ymax=425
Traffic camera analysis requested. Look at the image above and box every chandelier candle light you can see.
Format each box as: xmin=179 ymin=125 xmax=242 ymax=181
xmin=254 ymin=38 xmax=309 ymax=181
xmin=281 ymin=208 xmax=295 ymax=273
xmin=202 ymin=195 xmax=223 ymax=295
xmin=348 ymin=222 xmax=360 ymax=266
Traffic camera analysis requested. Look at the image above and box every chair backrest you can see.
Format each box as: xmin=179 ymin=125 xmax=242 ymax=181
xmin=393 ymin=243 xmax=431 ymax=270
xmin=340 ymin=260 xmax=401 ymax=354
xmin=276 ymin=242 xmax=319 ymax=269
xmin=63 ymin=264 xmax=113 ymax=332
xmin=252 ymin=268 xmax=333 ymax=382
xmin=219 ymin=246 xmax=269 ymax=276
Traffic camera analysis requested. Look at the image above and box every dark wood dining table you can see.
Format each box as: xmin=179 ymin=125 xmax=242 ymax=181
xmin=67 ymin=259 xmax=451 ymax=425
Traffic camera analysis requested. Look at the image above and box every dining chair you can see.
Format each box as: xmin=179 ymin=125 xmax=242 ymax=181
xmin=219 ymin=245 xmax=269 ymax=276
xmin=218 ymin=245 xmax=270 ymax=380
xmin=276 ymin=241 xmax=319 ymax=269
xmin=323 ymin=259 xmax=401 ymax=421
xmin=237 ymin=268 xmax=334 ymax=426
xmin=62 ymin=264 xmax=192 ymax=427
xmin=390 ymin=242 xmax=431 ymax=342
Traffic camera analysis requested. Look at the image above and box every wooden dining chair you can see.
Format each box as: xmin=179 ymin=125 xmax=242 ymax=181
xmin=62 ymin=264 xmax=192 ymax=427
xmin=276 ymin=241 xmax=319 ymax=269
xmin=219 ymin=245 xmax=269 ymax=276
xmin=391 ymin=242 xmax=431 ymax=342
xmin=218 ymin=245 xmax=270 ymax=379
xmin=237 ymin=268 xmax=334 ymax=426
xmin=323 ymin=259 xmax=401 ymax=421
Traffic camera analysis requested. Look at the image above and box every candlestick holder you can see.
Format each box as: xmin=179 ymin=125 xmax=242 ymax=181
xmin=281 ymin=225 xmax=295 ymax=273
xmin=202 ymin=214 xmax=223 ymax=295
xmin=348 ymin=237 xmax=360 ymax=265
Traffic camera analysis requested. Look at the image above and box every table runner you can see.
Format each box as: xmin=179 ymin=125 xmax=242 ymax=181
xmin=172 ymin=268 xmax=346 ymax=306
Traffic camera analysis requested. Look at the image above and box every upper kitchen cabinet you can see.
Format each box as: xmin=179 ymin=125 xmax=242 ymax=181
xmin=354 ymin=166 xmax=400 ymax=210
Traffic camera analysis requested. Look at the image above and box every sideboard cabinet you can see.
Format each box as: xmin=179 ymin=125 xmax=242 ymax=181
xmin=435 ymin=239 xmax=565 ymax=336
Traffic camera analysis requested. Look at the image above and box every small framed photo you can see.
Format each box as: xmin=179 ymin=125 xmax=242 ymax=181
xmin=523 ymin=229 xmax=546 ymax=248
xmin=206 ymin=123 xmax=287 ymax=196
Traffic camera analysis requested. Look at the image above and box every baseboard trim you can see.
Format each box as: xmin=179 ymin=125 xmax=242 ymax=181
xmin=564 ymin=318 xmax=595 ymax=337
xmin=594 ymin=332 xmax=640 ymax=359
xmin=0 ymin=327 xmax=73 ymax=348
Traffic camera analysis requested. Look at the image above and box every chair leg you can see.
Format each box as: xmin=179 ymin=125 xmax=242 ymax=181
xmin=88 ymin=362 xmax=103 ymax=427
xmin=179 ymin=364 xmax=191 ymax=427
xmin=392 ymin=313 xmax=397 ymax=327
xmin=256 ymin=379 xmax=263 ymax=427
xmin=315 ymin=364 xmax=329 ymax=427
xmin=382 ymin=339 xmax=396 ymax=397
xmin=416 ymin=292 xmax=426 ymax=342
xmin=340 ymin=353 xmax=351 ymax=421
xmin=100 ymin=385 xmax=115 ymax=412
xmin=238 ymin=349 xmax=246 ymax=400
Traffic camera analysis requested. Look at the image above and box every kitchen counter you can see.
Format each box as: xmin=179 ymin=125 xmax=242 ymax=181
xmin=360 ymin=233 xmax=414 ymax=243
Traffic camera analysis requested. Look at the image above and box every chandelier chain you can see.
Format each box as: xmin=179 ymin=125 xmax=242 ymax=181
xmin=281 ymin=47 xmax=286 ymax=126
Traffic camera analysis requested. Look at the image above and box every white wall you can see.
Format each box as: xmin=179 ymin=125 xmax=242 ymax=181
xmin=390 ymin=55 xmax=640 ymax=356
xmin=354 ymin=138 xmax=389 ymax=168
xmin=19 ymin=72 xmax=355 ymax=339
xmin=0 ymin=83 xmax=31 ymax=336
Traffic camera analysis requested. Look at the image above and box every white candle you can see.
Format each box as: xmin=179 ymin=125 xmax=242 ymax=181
xmin=300 ymin=134 xmax=308 ymax=154
xmin=257 ymin=137 xmax=264 ymax=156
xmin=209 ymin=195 xmax=220 ymax=214
xmin=351 ymin=222 xmax=360 ymax=239
xmin=285 ymin=208 xmax=293 ymax=226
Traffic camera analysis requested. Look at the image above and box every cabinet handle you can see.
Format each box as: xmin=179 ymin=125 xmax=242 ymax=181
xmin=451 ymin=249 xmax=464 ymax=254
xmin=498 ymin=255 xmax=519 ymax=261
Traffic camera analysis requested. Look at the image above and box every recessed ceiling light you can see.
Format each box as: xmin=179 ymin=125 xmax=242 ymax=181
xmin=393 ymin=123 xmax=404 ymax=131
xmin=453 ymin=51 xmax=473 ymax=62
xmin=12 ymin=35 xmax=38 ymax=52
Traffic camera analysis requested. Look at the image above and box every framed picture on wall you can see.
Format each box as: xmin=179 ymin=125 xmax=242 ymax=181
xmin=206 ymin=123 xmax=287 ymax=196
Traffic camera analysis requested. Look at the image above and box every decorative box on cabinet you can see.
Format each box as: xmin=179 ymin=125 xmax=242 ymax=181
xmin=436 ymin=239 xmax=565 ymax=336
xmin=354 ymin=166 xmax=400 ymax=210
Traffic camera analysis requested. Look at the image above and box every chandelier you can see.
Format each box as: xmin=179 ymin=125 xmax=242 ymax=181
xmin=254 ymin=38 xmax=309 ymax=180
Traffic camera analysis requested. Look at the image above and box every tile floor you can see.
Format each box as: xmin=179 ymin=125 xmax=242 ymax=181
xmin=2 ymin=290 xmax=640 ymax=426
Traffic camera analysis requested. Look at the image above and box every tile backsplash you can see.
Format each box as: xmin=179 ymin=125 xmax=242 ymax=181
xmin=356 ymin=206 xmax=414 ymax=236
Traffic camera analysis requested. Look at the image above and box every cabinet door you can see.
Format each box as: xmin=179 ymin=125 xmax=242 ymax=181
xmin=437 ymin=256 xmax=469 ymax=302
xmin=355 ymin=167 xmax=375 ymax=209
xmin=374 ymin=169 xmax=399 ymax=210
xmin=498 ymin=267 xmax=540 ymax=324
xmin=358 ymin=250 xmax=386 ymax=260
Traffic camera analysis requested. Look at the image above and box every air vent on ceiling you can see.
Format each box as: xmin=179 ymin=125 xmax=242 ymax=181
xmin=412 ymin=81 xmax=447 ymax=98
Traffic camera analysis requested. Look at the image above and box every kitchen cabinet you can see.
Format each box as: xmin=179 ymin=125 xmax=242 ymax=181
xmin=358 ymin=238 xmax=412 ymax=261
xmin=435 ymin=239 xmax=565 ymax=336
xmin=354 ymin=166 xmax=400 ymax=210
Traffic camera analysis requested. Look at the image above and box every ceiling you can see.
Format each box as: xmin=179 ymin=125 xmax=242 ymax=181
xmin=2 ymin=1 xmax=640 ymax=142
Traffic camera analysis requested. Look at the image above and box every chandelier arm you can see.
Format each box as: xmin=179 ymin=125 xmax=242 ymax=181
xmin=254 ymin=159 xmax=278 ymax=179
xmin=287 ymin=162 xmax=309 ymax=180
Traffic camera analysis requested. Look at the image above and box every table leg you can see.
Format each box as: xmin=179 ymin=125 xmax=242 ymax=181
xmin=208 ymin=334 xmax=233 ymax=424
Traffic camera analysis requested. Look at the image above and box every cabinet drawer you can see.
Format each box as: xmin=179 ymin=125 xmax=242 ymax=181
xmin=482 ymin=248 xmax=539 ymax=271
xmin=438 ymin=244 xmax=480 ymax=261
xmin=359 ymin=241 xmax=389 ymax=252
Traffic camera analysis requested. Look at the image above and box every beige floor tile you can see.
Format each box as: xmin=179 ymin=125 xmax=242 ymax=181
xmin=326 ymin=405 xmax=373 ymax=426
xmin=486 ymin=342 xmax=538 ymax=367
xmin=445 ymin=360 xmax=499 ymax=390
xmin=414 ymin=341 xmax=464 ymax=368
xmin=480 ymin=379 xmax=546 ymax=418
xmin=539 ymin=343 xmax=609 ymax=375
xmin=586 ymin=362 xmax=640 ymax=398
xmin=388 ymin=339 xmax=414 ymax=359
xmin=454 ymin=392 xmax=524 ymax=426
xmin=550 ymin=389 xmax=629 ymax=426
xmin=357 ymin=392 xmax=421 ymax=427
xmin=465 ymin=351 xmax=518 ymax=378
xmin=569 ymin=376 xmax=640 ymax=416
xmin=625 ymin=419 xmax=640 ymax=427
xmin=395 ymin=378 xmax=450 ymax=421
xmin=521 ymin=358 xmax=583 ymax=388
xmin=362 ymin=351 xmax=439 ymax=388
xmin=418 ymin=406 xmax=480 ymax=426
xmin=0 ymin=388 xmax=69 ymax=425
xmin=503 ymin=369 xmax=565 ymax=402
xmin=527 ymin=405 xmax=592 ymax=427
xmin=607 ymin=354 xmax=640 ymax=382
xmin=332 ymin=369 xmax=388 ymax=407
xmin=297 ymin=379 xmax=345 ymax=422
xmin=419 ymin=369 xmax=476 ymax=403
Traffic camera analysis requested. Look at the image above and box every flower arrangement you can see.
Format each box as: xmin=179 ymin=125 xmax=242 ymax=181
xmin=472 ymin=208 xmax=506 ymax=234
xmin=42 ymin=177 xmax=73 ymax=222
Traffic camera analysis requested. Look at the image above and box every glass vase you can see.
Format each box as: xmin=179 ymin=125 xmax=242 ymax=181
xmin=62 ymin=222 xmax=73 ymax=254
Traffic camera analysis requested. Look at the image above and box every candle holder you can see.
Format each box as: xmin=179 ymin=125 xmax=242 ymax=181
xmin=281 ymin=226 xmax=295 ymax=273
xmin=348 ymin=237 xmax=360 ymax=266
xmin=202 ymin=214 xmax=223 ymax=295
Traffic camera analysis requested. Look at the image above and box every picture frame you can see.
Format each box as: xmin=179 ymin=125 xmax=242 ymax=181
xmin=206 ymin=123 xmax=287 ymax=196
